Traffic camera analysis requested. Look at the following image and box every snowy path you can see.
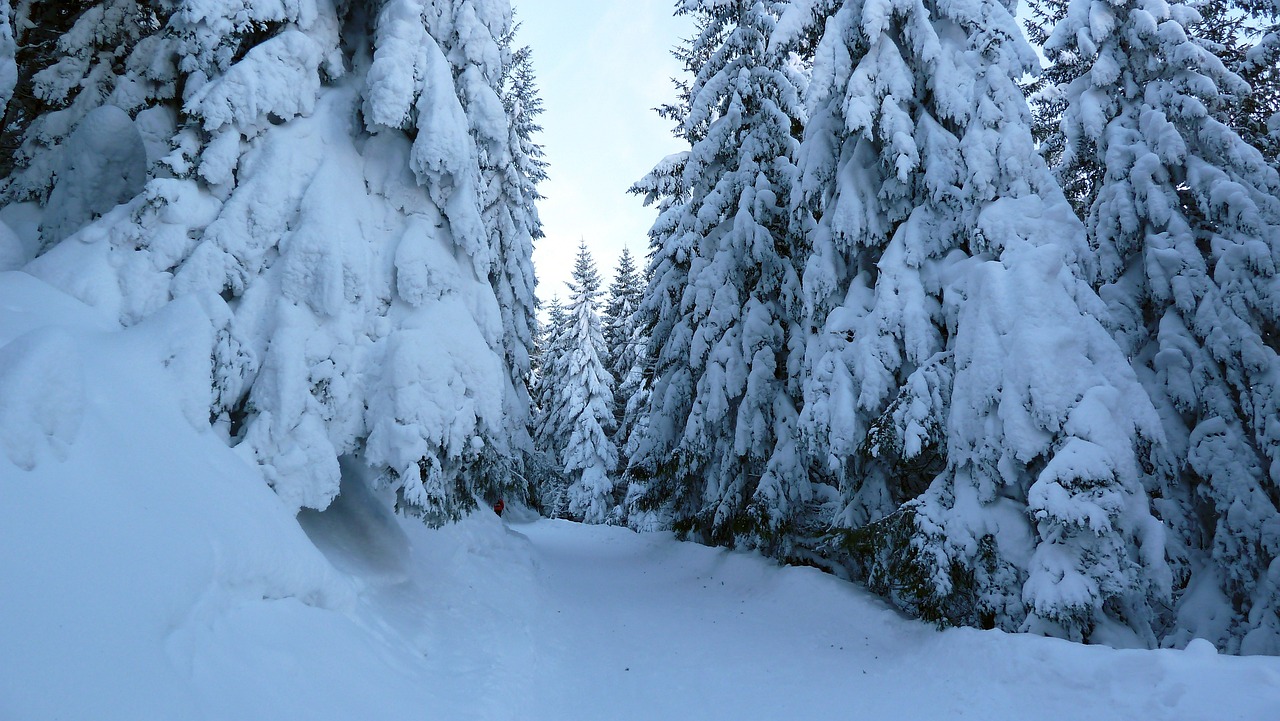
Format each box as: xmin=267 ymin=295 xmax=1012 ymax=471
xmin=450 ymin=519 xmax=1279 ymax=721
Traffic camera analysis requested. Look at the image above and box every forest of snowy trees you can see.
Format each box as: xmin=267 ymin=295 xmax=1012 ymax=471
xmin=531 ymin=0 xmax=1280 ymax=655
xmin=1 ymin=0 xmax=1277 ymax=659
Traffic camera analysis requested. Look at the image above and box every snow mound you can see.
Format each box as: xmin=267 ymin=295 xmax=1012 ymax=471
xmin=0 ymin=270 xmax=534 ymax=720
xmin=0 ymin=325 xmax=84 ymax=470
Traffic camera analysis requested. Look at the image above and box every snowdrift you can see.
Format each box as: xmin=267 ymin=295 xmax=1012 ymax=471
xmin=0 ymin=269 xmax=537 ymax=720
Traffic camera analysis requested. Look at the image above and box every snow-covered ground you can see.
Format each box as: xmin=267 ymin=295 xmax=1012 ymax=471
xmin=2 ymin=270 xmax=1279 ymax=720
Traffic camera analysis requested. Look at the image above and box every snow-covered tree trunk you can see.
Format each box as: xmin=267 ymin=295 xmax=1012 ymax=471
xmin=3 ymin=0 xmax=541 ymax=524
xmin=776 ymin=0 xmax=1172 ymax=641
xmin=1045 ymin=0 xmax=1280 ymax=653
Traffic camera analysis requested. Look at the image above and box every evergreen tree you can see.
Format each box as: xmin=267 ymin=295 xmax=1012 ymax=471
xmin=614 ymin=305 xmax=651 ymax=465
xmin=4 ymin=0 xmax=539 ymax=524
xmin=483 ymin=23 xmax=546 ymax=486
xmin=623 ymin=14 xmax=710 ymax=524
xmin=532 ymin=294 xmax=571 ymax=515
xmin=626 ymin=154 xmax=692 ymax=532
xmin=541 ymin=242 xmax=618 ymax=523
xmin=603 ymin=246 xmax=644 ymax=455
xmin=1046 ymin=0 xmax=1280 ymax=653
xmin=776 ymin=0 xmax=1171 ymax=641
xmin=629 ymin=0 xmax=810 ymax=553
xmin=604 ymin=246 xmax=643 ymax=379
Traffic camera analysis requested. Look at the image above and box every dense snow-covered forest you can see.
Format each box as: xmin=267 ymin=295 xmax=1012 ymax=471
xmin=604 ymin=0 xmax=1280 ymax=655
xmin=0 ymin=0 xmax=1279 ymax=715
xmin=532 ymin=0 xmax=1280 ymax=655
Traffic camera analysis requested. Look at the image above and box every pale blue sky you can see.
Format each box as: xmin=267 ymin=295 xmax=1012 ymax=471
xmin=514 ymin=1 xmax=692 ymax=304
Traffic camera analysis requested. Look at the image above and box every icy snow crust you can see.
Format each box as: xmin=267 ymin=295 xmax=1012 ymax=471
xmin=2 ymin=275 xmax=1278 ymax=719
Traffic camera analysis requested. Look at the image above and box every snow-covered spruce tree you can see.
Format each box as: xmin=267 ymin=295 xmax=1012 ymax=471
xmin=622 ymin=16 xmax=708 ymax=529
xmin=542 ymin=242 xmax=618 ymax=523
xmin=604 ymin=246 xmax=644 ymax=378
xmin=1044 ymin=0 xmax=1280 ymax=653
xmin=603 ymin=246 xmax=644 ymax=456
xmin=775 ymin=0 xmax=1172 ymax=641
xmin=614 ymin=305 xmax=651 ymax=467
xmin=605 ymin=255 xmax=652 ymax=522
xmin=627 ymin=0 xmax=810 ymax=553
xmin=532 ymin=294 xmax=571 ymax=515
xmin=622 ymin=18 xmax=711 ymax=530
xmin=625 ymin=152 xmax=690 ymax=532
xmin=3 ymin=0 xmax=539 ymax=523
xmin=533 ymin=296 xmax=568 ymax=449
xmin=482 ymin=25 xmax=546 ymax=490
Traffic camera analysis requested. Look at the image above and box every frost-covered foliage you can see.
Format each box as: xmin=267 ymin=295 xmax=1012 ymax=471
xmin=1044 ymin=0 xmax=1280 ymax=653
xmin=627 ymin=0 xmax=810 ymax=552
xmin=625 ymin=150 xmax=689 ymax=531
xmin=767 ymin=0 xmax=1172 ymax=640
xmin=614 ymin=308 xmax=651 ymax=469
xmin=4 ymin=0 xmax=542 ymax=523
xmin=535 ymin=244 xmax=617 ymax=524
xmin=1030 ymin=0 xmax=1280 ymax=212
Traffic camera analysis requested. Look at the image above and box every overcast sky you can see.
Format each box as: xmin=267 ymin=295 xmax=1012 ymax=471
xmin=513 ymin=0 xmax=692 ymax=306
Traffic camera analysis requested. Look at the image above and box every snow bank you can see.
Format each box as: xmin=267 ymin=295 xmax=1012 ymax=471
xmin=0 ymin=270 xmax=534 ymax=720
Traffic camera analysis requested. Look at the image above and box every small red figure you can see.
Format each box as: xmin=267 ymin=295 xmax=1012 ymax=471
xmin=493 ymin=499 xmax=505 ymax=516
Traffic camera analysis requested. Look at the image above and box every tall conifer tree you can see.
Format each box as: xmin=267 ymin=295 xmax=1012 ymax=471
xmin=1046 ymin=0 xmax=1280 ymax=653
xmin=604 ymin=246 xmax=645 ymax=463
xmin=776 ymin=0 xmax=1171 ymax=640
xmin=540 ymin=242 xmax=618 ymax=523
xmin=629 ymin=0 xmax=810 ymax=552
